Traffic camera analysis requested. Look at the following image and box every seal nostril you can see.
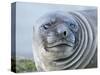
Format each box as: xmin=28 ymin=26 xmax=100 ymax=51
xmin=64 ymin=31 xmax=66 ymax=36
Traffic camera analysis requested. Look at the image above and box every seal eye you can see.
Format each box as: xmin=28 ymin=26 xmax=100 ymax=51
xmin=43 ymin=23 xmax=51 ymax=30
xmin=69 ymin=23 xmax=78 ymax=32
xmin=70 ymin=23 xmax=75 ymax=28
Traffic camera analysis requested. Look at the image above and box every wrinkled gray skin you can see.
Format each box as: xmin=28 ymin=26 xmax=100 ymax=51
xmin=32 ymin=10 xmax=97 ymax=71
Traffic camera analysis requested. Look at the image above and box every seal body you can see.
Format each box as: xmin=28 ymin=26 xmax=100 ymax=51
xmin=32 ymin=9 xmax=97 ymax=71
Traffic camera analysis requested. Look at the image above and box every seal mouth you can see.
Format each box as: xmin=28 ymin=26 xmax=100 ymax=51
xmin=46 ymin=40 xmax=74 ymax=48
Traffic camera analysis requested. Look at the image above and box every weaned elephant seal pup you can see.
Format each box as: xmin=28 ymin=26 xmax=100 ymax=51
xmin=32 ymin=9 xmax=97 ymax=71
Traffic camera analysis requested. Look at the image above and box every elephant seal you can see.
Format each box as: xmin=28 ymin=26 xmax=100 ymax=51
xmin=32 ymin=9 xmax=97 ymax=71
